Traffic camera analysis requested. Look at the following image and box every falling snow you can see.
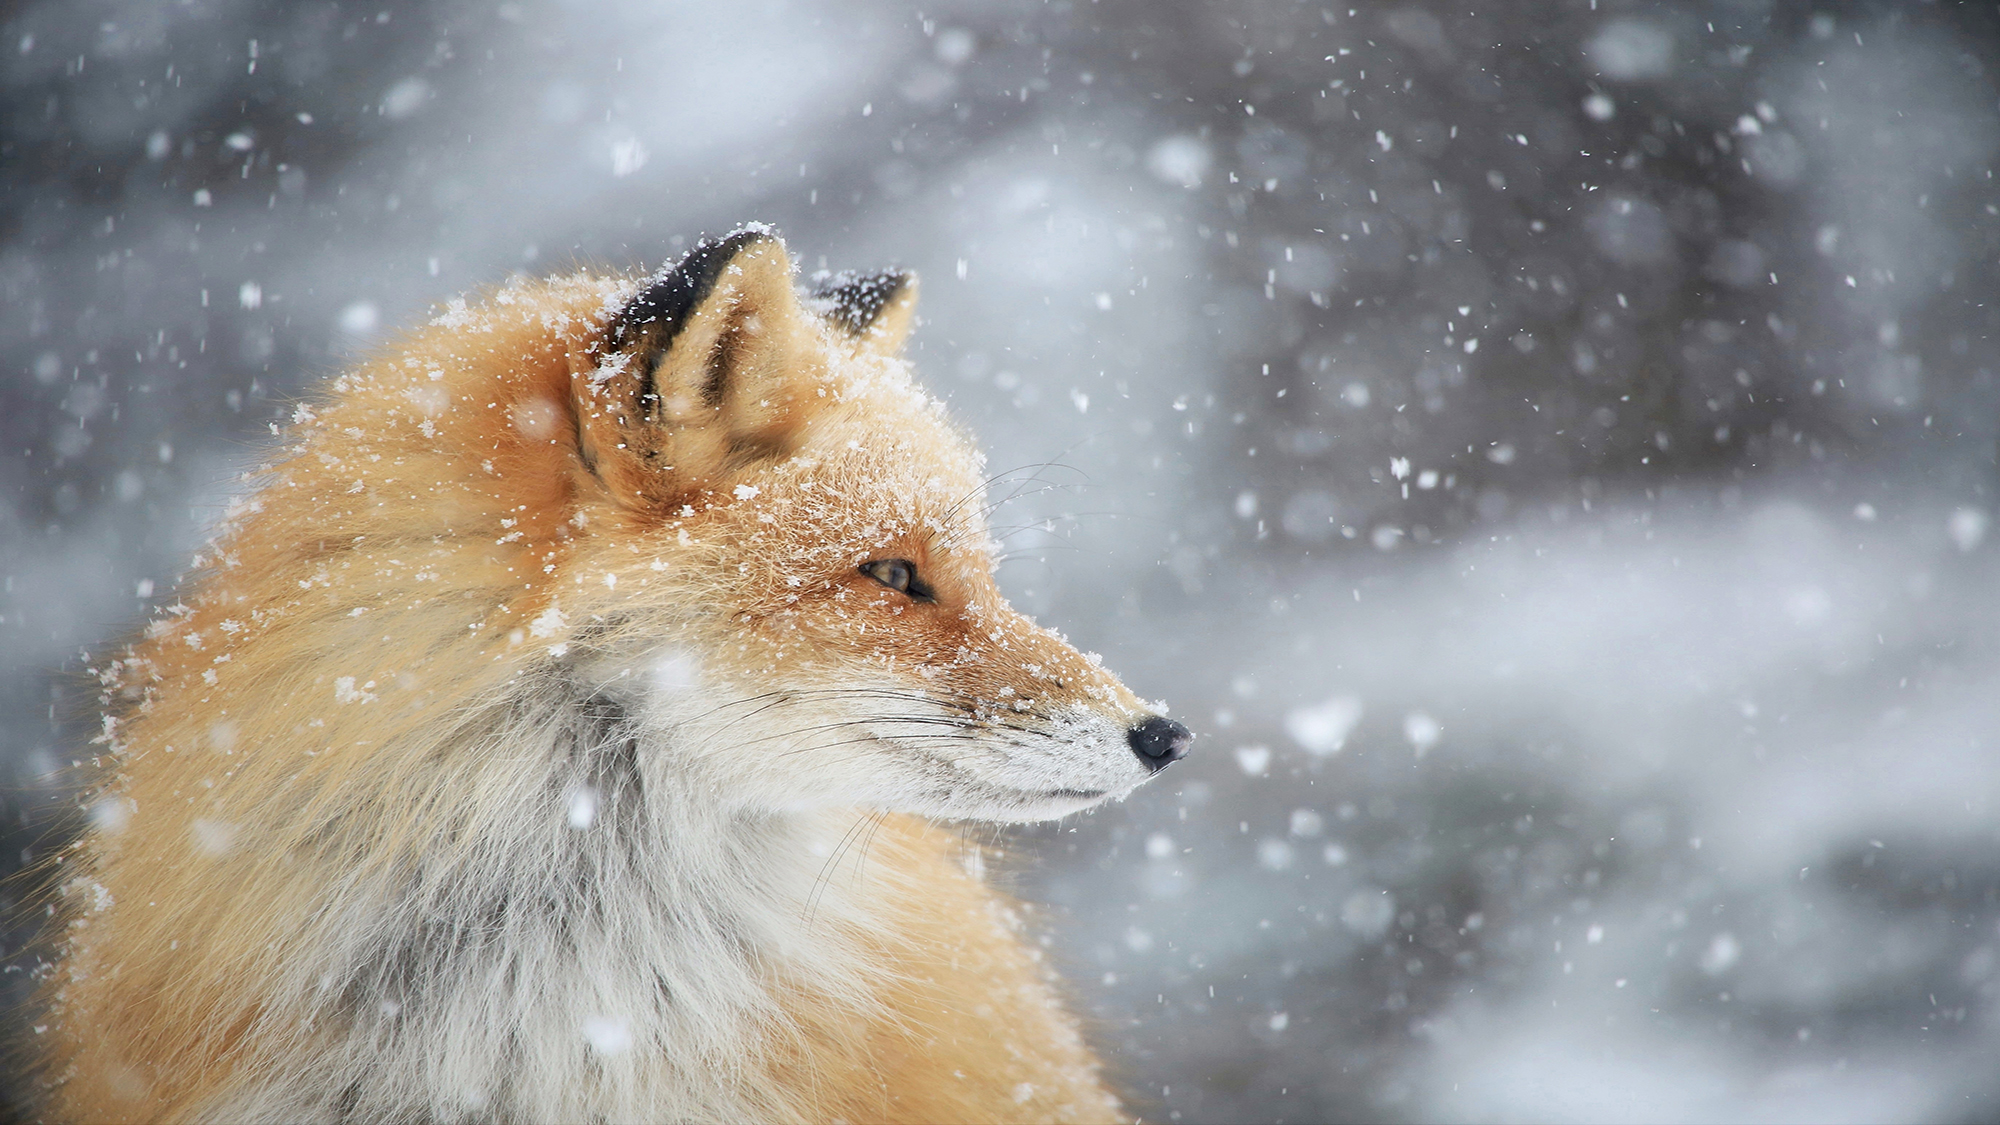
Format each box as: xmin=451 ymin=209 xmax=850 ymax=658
xmin=6 ymin=2 xmax=2000 ymax=1122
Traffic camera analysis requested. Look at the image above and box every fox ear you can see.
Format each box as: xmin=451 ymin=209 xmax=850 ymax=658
xmin=577 ymin=226 xmax=825 ymax=503
xmin=810 ymin=269 xmax=918 ymax=355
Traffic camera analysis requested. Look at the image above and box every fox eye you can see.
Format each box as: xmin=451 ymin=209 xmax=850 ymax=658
xmin=859 ymin=558 xmax=935 ymax=603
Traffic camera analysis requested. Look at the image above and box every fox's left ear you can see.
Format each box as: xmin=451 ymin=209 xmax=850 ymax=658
xmin=810 ymin=269 xmax=918 ymax=355
xmin=576 ymin=226 xmax=825 ymax=503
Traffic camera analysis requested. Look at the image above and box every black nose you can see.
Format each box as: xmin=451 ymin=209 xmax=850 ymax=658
xmin=1127 ymin=716 xmax=1192 ymax=773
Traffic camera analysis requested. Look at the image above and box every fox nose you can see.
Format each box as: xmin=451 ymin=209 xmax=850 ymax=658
xmin=1127 ymin=716 xmax=1192 ymax=773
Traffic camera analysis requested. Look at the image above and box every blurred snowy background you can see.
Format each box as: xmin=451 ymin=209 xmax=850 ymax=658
xmin=4 ymin=0 xmax=1999 ymax=1120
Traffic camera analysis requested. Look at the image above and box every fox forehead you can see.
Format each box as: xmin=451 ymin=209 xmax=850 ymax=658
xmin=717 ymin=381 xmax=995 ymax=569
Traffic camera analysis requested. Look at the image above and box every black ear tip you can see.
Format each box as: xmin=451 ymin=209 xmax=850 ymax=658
xmin=704 ymin=222 xmax=783 ymax=265
xmin=809 ymin=269 xmax=912 ymax=336
xmin=726 ymin=220 xmax=782 ymax=244
xmin=607 ymin=224 xmax=787 ymax=352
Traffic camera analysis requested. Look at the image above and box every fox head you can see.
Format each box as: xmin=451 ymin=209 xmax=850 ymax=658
xmin=446 ymin=225 xmax=1192 ymax=823
xmin=531 ymin=228 xmax=1193 ymax=820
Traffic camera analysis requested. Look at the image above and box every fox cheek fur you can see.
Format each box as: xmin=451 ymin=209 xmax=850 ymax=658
xmin=32 ymin=225 xmax=1192 ymax=1124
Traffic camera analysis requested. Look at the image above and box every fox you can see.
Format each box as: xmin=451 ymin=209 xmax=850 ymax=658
xmin=27 ymin=224 xmax=1191 ymax=1124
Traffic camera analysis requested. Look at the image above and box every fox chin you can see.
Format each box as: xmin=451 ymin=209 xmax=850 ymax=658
xmin=31 ymin=224 xmax=1191 ymax=1124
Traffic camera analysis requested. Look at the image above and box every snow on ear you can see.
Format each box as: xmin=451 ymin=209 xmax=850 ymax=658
xmin=809 ymin=268 xmax=918 ymax=355
xmin=576 ymin=225 xmax=826 ymax=505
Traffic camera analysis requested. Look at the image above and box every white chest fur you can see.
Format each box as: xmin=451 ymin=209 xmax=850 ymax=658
xmin=205 ymin=684 xmax=885 ymax=1124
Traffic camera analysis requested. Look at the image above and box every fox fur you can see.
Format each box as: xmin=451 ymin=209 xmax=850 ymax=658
xmin=30 ymin=226 xmax=1188 ymax=1123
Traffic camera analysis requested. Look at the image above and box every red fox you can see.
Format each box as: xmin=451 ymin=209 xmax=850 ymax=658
xmin=32 ymin=225 xmax=1191 ymax=1123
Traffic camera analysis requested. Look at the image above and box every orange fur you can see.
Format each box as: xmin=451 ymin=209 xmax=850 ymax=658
xmin=31 ymin=229 xmax=1168 ymax=1123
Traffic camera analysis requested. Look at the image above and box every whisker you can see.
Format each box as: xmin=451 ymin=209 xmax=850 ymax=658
xmin=768 ymin=732 xmax=980 ymax=762
xmin=668 ymin=687 xmax=966 ymax=724
xmin=803 ymin=811 xmax=876 ymax=929
xmin=941 ymin=460 xmax=1076 ymax=525
xmin=851 ymin=811 xmax=891 ymax=893
xmin=719 ymin=716 xmax=983 ymax=752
